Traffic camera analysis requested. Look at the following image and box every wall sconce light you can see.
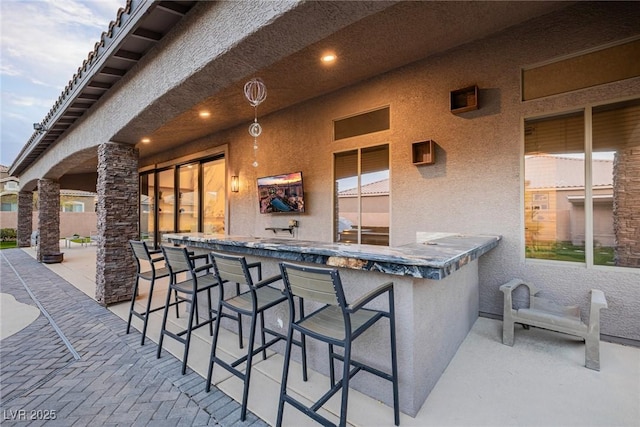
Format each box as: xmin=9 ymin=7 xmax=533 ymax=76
xmin=231 ymin=175 xmax=239 ymax=193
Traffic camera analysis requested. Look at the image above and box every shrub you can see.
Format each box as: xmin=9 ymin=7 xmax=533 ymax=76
xmin=0 ymin=228 xmax=17 ymax=241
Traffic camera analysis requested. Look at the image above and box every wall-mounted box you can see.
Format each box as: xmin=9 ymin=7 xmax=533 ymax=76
xmin=412 ymin=140 xmax=435 ymax=165
xmin=450 ymin=85 xmax=478 ymax=114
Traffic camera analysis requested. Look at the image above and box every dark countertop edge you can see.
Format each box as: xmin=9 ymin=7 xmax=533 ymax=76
xmin=165 ymin=234 xmax=501 ymax=279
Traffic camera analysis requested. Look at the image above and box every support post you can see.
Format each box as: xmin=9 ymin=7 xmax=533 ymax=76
xmin=95 ymin=142 xmax=139 ymax=306
xmin=36 ymin=180 xmax=60 ymax=262
xmin=17 ymin=190 xmax=34 ymax=248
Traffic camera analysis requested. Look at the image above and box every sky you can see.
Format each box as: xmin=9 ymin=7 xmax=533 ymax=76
xmin=0 ymin=0 xmax=124 ymax=168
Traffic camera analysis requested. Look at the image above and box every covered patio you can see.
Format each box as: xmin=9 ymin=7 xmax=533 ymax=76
xmin=2 ymin=245 xmax=637 ymax=426
xmin=5 ymin=1 xmax=640 ymax=424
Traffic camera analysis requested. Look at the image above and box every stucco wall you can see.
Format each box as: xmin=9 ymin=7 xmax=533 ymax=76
xmin=0 ymin=212 xmax=96 ymax=238
xmin=142 ymin=3 xmax=640 ymax=340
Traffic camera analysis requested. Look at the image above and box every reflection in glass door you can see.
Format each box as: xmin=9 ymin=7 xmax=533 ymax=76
xmin=360 ymin=145 xmax=389 ymax=245
xmin=157 ymin=168 xmax=175 ymax=243
xmin=140 ymin=155 xmax=226 ymax=245
xmin=592 ymin=99 xmax=640 ymax=267
xmin=334 ymin=144 xmax=389 ymax=245
xmin=203 ymin=158 xmax=226 ymax=234
xmin=140 ymin=173 xmax=155 ymax=245
xmin=178 ymin=163 xmax=199 ymax=233
xmin=335 ymin=149 xmax=359 ymax=243
xmin=524 ymin=112 xmax=585 ymax=262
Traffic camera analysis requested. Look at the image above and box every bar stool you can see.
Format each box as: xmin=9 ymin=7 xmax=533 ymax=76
xmin=157 ymin=246 xmax=232 ymax=375
xmin=206 ymin=251 xmax=308 ymax=422
xmin=277 ymin=262 xmax=400 ymax=427
xmin=127 ymin=240 xmax=179 ymax=346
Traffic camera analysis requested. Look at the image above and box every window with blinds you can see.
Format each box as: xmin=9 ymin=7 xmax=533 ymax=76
xmin=524 ymin=98 xmax=640 ymax=268
xmin=522 ymin=38 xmax=640 ymax=101
xmin=333 ymin=107 xmax=390 ymax=141
xmin=592 ymin=99 xmax=640 ymax=267
xmin=334 ymin=144 xmax=389 ymax=246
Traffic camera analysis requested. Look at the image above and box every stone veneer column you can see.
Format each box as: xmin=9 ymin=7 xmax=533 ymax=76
xmin=613 ymin=147 xmax=640 ymax=267
xmin=95 ymin=142 xmax=139 ymax=306
xmin=17 ymin=190 xmax=33 ymax=248
xmin=36 ymin=179 xmax=60 ymax=262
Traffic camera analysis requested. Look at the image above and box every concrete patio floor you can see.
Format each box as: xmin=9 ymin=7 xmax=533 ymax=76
xmin=2 ymin=244 xmax=639 ymax=426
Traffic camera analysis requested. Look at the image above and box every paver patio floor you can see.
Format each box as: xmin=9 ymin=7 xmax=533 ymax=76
xmin=0 ymin=249 xmax=266 ymax=426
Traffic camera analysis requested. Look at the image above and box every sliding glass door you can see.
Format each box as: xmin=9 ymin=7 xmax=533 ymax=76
xmin=178 ymin=163 xmax=199 ymax=233
xmin=157 ymin=168 xmax=176 ymax=244
xmin=139 ymin=173 xmax=155 ymax=245
xmin=139 ymin=155 xmax=226 ymax=247
xmin=334 ymin=144 xmax=389 ymax=245
xmin=202 ymin=158 xmax=226 ymax=234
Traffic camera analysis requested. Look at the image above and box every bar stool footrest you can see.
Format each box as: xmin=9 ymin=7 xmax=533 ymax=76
xmin=282 ymin=394 xmax=334 ymax=427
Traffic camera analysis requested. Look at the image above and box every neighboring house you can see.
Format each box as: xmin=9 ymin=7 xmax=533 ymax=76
xmin=0 ymin=165 xmax=19 ymax=211
xmin=0 ymin=164 xmax=97 ymax=236
xmin=338 ymin=179 xmax=389 ymax=245
xmin=525 ymin=155 xmax=615 ymax=247
xmin=338 ymin=178 xmax=390 ymax=227
xmin=60 ymin=190 xmax=97 ymax=213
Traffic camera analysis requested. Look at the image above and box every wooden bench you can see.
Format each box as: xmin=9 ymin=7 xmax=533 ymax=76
xmin=500 ymin=279 xmax=608 ymax=371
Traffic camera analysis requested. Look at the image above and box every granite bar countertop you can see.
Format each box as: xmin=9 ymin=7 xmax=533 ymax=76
xmin=164 ymin=233 xmax=501 ymax=280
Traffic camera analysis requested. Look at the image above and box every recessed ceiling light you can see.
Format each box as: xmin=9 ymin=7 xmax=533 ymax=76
xmin=199 ymin=111 xmax=211 ymax=118
xmin=141 ymin=137 xmax=151 ymax=144
xmin=321 ymin=53 xmax=337 ymax=63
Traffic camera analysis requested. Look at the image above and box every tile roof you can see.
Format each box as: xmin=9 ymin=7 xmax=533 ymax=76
xmin=525 ymin=155 xmax=613 ymax=189
xmin=339 ymin=179 xmax=389 ymax=196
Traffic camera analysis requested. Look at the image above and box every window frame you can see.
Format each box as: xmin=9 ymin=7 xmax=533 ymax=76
xmin=333 ymin=143 xmax=390 ymax=246
xmin=138 ymin=145 xmax=228 ymax=248
xmin=62 ymin=201 xmax=85 ymax=213
xmin=522 ymin=96 xmax=640 ymax=272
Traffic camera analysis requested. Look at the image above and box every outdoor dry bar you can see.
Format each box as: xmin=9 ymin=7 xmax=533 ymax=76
xmin=166 ymin=232 xmax=501 ymax=416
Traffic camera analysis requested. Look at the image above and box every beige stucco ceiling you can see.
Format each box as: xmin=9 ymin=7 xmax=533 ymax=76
xmin=112 ymin=1 xmax=572 ymax=163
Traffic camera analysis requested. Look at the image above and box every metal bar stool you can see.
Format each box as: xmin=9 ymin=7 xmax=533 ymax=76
xmin=205 ymin=251 xmax=308 ymax=422
xmin=157 ymin=246 xmax=235 ymax=375
xmin=277 ymin=262 xmax=399 ymax=427
xmin=127 ymin=240 xmax=180 ymax=345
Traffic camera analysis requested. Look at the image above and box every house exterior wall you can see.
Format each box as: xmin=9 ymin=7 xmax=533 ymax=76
xmin=525 ymin=187 xmax=614 ymax=247
xmin=337 ymin=194 xmax=390 ymax=227
xmin=0 ymin=211 xmax=96 ymax=239
xmin=13 ymin=3 xmax=640 ymax=339
xmin=139 ymin=3 xmax=640 ymax=339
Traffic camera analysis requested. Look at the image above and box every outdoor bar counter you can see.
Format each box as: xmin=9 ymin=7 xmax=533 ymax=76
xmin=165 ymin=232 xmax=501 ymax=417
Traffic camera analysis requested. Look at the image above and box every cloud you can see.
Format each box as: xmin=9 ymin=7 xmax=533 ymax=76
xmin=1 ymin=1 xmax=122 ymax=85
xmin=6 ymin=93 xmax=55 ymax=109
xmin=5 ymin=111 xmax=29 ymax=121
xmin=0 ymin=0 xmax=124 ymax=166
xmin=0 ymin=63 xmax=21 ymax=77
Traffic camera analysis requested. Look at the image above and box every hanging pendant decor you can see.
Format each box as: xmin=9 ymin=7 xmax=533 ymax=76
xmin=243 ymin=78 xmax=267 ymax=167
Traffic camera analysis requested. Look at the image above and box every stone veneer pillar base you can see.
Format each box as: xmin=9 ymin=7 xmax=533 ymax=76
xmin=95 ymin=142 xmax=139 ymax=306
xmin=36 ymin=180 xmax=60 ymax=262
xmin=17 ymin=191 xmax=34 ymax=248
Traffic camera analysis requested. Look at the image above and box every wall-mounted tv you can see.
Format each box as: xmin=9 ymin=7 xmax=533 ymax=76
xmin=257 ymin=171 xmax=305 ymax=214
